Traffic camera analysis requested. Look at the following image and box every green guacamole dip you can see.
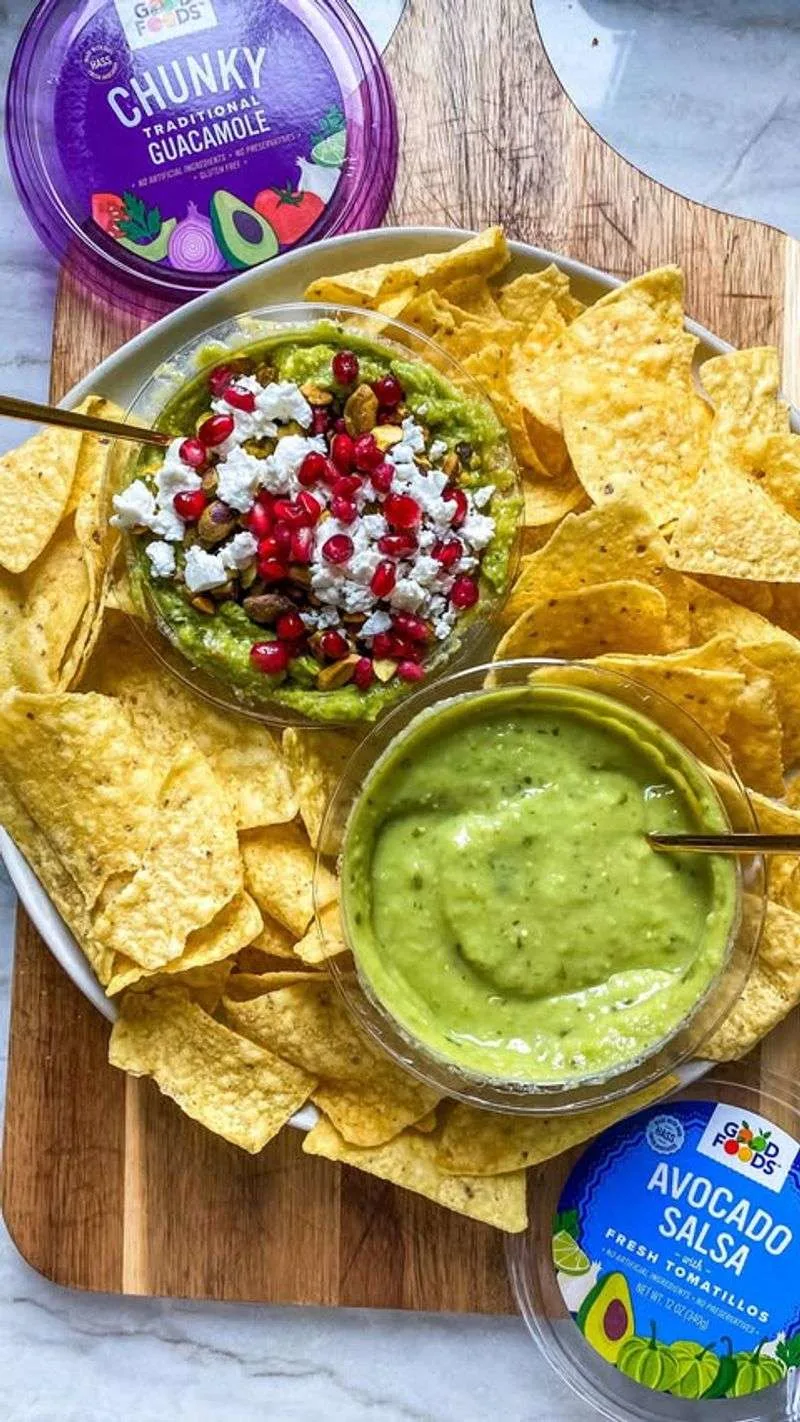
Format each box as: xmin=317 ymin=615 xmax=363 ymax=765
xmin=129 ymin=322 xmax=520 ymax=723
xmin=341 ymin=685 xmax=738 ymax=1084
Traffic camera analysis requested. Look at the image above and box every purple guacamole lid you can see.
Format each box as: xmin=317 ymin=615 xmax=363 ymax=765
xmin=6 ymin=0 xmax=397 ymax=312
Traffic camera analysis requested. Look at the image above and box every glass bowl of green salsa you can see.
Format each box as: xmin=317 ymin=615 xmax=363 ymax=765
xmin=316 ymin=659 xmax=766 ymax=1115
xmin=107 ymin=303 xmax=522 ymax=727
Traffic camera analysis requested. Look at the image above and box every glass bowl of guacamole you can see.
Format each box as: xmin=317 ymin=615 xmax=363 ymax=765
xmin=317 ymin=659 xmax=766 ymax=1115
xmin=108 ymin=303 xmax=522 ymax=726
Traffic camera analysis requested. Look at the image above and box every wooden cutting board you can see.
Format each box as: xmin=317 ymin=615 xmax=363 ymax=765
xmin=3 ymin=0 xmax=799 ymax=1307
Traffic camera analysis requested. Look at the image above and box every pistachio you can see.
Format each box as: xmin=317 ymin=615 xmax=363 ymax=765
xmin=239 ymin=562 xmax=259 ymax=590
xmin=300 ymin=381 xmax=333 ymax=406
xmin=372 ymin=423 xmax=403 ymax=451
xmin=201 ymin=469 xmax=218 ymax=495
xmin=210 ymin=580 xmax=236 ymax=602
xmin=189 ymin=594 xmax=216 ymax=615
xmin=242 ymin=592 xmax=293 ymax=625
xmin=198 ymin=500 xmax=238 ymax=545
xmin=255 ymin=361 xmax=277 ymax=385
xmin=373 ymin=657 xmax=399 ymax=683
xmin=317 ymin=653 xmax=359 ymax=690
xmin=288 ymin=564 xmax=311 ymax=587
xmin=455 ymin=441 xmax=474 ymax=465
xmin=442 ymin=452 xmax=461 ymax=478
xmin=344 ymin=383 xmax=379 ymax=435
xmin=242 ymin=437 xmax=273 ymax=460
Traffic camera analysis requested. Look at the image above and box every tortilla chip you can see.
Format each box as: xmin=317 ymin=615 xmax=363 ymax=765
xmin=293 ymin=901 xmax=348 ymax=963
xmin=494 ymin=580 xmax=672 ymax=663
xmin=109 ymin=988 xmax=315 ymax=1152
xmin=304 ymin=228 xmax=509 ymax=308
xmin=0 ymin=424 xmax=83 ymax=574
xmin=704 ymin=901 xmax=800 ymax=1061
xmin=724 ymin=666 xmax=784 ymax=797
xmin=241 ymin=820 xmax=338 ymax=937
xmin=0 ymin=689 xmax=161 ymax=906
xmin=302 ymin=1117 xmax=527 ymax=1232
xmin=224 ymin=979 xmax=438 ymax=1147
xmin=700 ymin=347 xmax=788 ymax=467
xmin=94 ymin=743 xmax=242 ymax=970
xmin=225 ymin=969 xmax=321 ymax=1000
xmin=668 ymin=465 xmax=800 ymax=582
xmin=82 ymin=614 xmax=297 ymax=830
xmin=106 ymin=890 xmax=262 ymax=996
xmin=436 ymin=1076 xmax=678 ymax=1176
xmin=281 ymin=728 xmax=356 ymax=848
xmin=495 ymin=265 xmax=583 ymax=325
xmin=245 ymin=912 xmax=299 ymax=960
xmin=412 ymin=1110 xmax=439 ymax=1134
xmin=523 ymin=467 xmax=587 ymax=526
xmin=440 ymin=275 xmax=500 ymax=319
xmin=561 ymin=368 xmax=711 ymax=525
xmin=5 ymin=520 xmax=94 ymax=689
xmin=501 ymin=493 xmax=690 ymax=639
xmin=124 ymin=959 xmax=234 ymax=1014
xmin=592 ymin=646 xmax=744 ymax=742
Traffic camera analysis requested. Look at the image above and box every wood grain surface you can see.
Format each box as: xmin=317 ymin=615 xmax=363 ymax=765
xmin=2 ymin=0 xmax=797 ymax=1306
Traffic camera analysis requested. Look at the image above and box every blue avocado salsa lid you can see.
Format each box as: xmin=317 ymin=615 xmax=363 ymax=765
xmin=508 ymin=1072 xmax=800 ymax=1420
xmin=6 ymin=0 xmax=397 ymax=312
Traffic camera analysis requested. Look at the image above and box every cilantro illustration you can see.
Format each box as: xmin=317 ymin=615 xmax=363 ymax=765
xmin=553 ymin=1208 xmax=580 ymax=1241
xmin=312 ymin=104 xmax=345 ymax=144
xmin=118 ymin=191 xmax=163 ymax=244
xmin=776 ymin=1332 xmax=800 ymax=1369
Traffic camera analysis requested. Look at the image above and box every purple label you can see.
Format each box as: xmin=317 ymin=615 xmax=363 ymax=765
xmin=53 ymin=0 xmax=347 ymax=278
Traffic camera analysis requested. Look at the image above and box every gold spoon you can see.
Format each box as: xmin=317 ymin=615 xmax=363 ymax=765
xmin=0 ymin=394 xmax=171 ymax=449
xmin=648 ymin=832 xmax=800 ymax=855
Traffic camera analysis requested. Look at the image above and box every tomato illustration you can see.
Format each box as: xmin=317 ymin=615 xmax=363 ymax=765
xmin=723 ymin=1139 xmax=739 ymax=1155
xmin=91 ymin=192 xmax=126 ymax=238
xmin=253 ymin=186 xmax=324 ymax=244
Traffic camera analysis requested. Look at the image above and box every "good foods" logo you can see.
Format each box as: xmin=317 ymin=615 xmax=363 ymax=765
xmin=697 ymin=1103 xmax=799 ymax=1195
xmin=114 ymin=0 xmax=219 ymax=51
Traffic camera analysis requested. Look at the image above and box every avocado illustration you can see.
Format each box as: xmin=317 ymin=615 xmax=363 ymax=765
xmin=117 ymin=216 xmax=176 ymax=263
xmin=209 ymin=191 xmax=279 ymax=269
xmin=576 ymin=1271 xmax=635 ymax=1364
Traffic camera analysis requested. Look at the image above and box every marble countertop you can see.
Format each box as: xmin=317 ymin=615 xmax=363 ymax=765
xmin=2 ymin=0 xmax=797 ymax=1417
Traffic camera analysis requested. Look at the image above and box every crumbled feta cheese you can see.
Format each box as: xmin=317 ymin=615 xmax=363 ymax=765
xmin=215 ymin=444 xmax=264 ymax=513
xmin=256 ymin=381 xmax=312 ymax=428
xmin=220 ymin=531 xmax=258 ymax=570
xmin=348 ymin=547 xmax=383 ymax=585
xmin=413 ymin=555 xmax=443 ymax=589
xmin=212 ymin=398 xmax=273 ymax=444
xmin=151 ymin=503 xmax=187 ymax=542
xmin=460 ymin=510 xmax=495 ymax=551
xmin=401 ymin=416 xmax=426 ymax=453
xmin=110 ymin=478 xmax=156 ymax=530
xmin=144 ymin=539 xmax=176 ymax=578
xmin=433 ymin=609 xmax=458 ymax=640
xmin=429 ymin=438 xmax=448 ymax=462
xmin=340 ymin=583 xmax=375 ymax=614
xmin=361 ymin=513 xmax=388 ymax=540
xmin=390 ymin=577 xmax=426 ymax=612
xmin=310 ymin=564 xmax=344 ymax=604
xmin=472 ymin=483 xmax=495 ymax=509
xmin=360 ymin=609 xmax=393 ymax=639
xmin=389 ymin=442 xmax=416 ymax=467
xmin=184 ymin=546 xmax=228 ymax=593
xmin=261 ymin=434 xmax=326 ymax=494
xmin=155 ymin=447 xmax=202 ymax=506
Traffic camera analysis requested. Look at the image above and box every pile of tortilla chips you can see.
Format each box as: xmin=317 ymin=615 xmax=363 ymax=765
xmin=4 ymin=229 xmax=800 ymax=1237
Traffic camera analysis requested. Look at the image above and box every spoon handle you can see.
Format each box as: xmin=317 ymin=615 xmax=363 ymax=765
xmin=0 ymin=394 xmax=171 ymax=449
xmin=648 ymin=832 xmax=800 ymax=854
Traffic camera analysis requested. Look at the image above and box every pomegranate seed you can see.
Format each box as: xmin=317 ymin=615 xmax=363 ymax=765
xmin=290 ymin=527 xmax=313 ymax=563
xmin=333 ymin=417 xmax=347 ymax=434
xmin=444 ymin=486 xmax=468 ymax=528
xmin=353 ymin=433 xmax=382 ymax=471
xmin=450 ymin=574 xmax=479 ymax=610
xmin=370 ymin=560 xmax=396 ymax=598
xmin=179 ymin=437 xmax=207 ymax=469
xmin=256 ymin=489 xmax=275 ymax=510
xmin=372 ymin=373 xmax=404 ymax=408
xmin=273 ymin=498 xmax=306 ymax=528
xmin=250 ymin=640 xmax=289 ymax=675
xmin=320 ymin=629 xmax=349 ymax=660
xmin=389 ymin=634 xmax=421 ymax=662
xmin=332 ymin=350 xmax=359 ymax=385
xmin=273 ymin=522 xmax=292 ymax=557
xmin=276 ymin=610 xmax=306 ymax=642
xmin=371 ymin=462 xmax=394 ymax=494
xmin=311 ymin=408 xmax=331 ymax=436
xmin=257 ymin=535 xmax=279 ymax=560
xmin=372 ymin=633 xmax=394 ymax=658
xmin=432 ymin=537 xmax=463 ymax=568
xmin=330 ymin=432 xmax=355 ymax=473
xmin=258 ymin=558 xmax=288 ymax=583
xmin=353 ymin=657 xmax=374 ymax=690
xmin=322 ymin=533 xmax=353 ymax=565
xmin=173 ymin=489 xmax=207 ymax=522
xmin=296 ymin=491 xmax=322 ymax=524
xmin=208 ymin=364 xmax=235 ymax=397
xmin=223 ymin=384 xmax=256 ymax=412
xmin=397 ymin=660 xmax=425 ymax=683
xmin=385 ymin=493 xmax=421 ymax=531
xmin=393 ymin=612 xmax=430 ymax=644
xmin=298 ymin=450 xmax=328 ymax=487
xmin=332 ymin=473 xmax=362 ymax=498
xmin=320 ymin=458 xmax=341 ymax=487
xmin=198 ymin=412 xmax=234 ymax=447
xmin=378 ymin=531 xmax=417 ymax=557
xmin=244 ymin=503 xmax=270 ymax=538
xmin=330 ymin=495 xmax=357 ymax=525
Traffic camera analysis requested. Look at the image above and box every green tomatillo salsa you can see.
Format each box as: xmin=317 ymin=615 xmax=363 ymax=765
xmin=111 ymin=321 xmax=520 ymax=722
xmin=341 ymin=685 xmax=738 ymax=1085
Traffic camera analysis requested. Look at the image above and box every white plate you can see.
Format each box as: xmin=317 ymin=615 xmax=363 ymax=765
xmin=0 ymin=228 xmax=750 ymax=1112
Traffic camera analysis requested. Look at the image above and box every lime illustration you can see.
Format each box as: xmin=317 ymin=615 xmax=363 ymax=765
xmin=311 ymin=129 xmax=346 ymax=168
xmin=552 ymin=1228 xmax=591 ymax=1275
